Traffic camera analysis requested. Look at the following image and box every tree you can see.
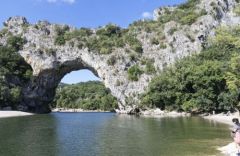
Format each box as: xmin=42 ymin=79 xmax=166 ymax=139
xmin=52 ymin=81 xmax=118 ymax=111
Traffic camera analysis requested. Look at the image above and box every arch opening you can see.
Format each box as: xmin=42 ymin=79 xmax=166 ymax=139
xmin=61 ymin=69 xmax=100 ymax=84
xmin=51 ymin=69 xmax=118 ymax=112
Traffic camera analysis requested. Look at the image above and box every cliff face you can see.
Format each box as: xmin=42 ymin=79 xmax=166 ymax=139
xmin=0 ymin=0 xmax=240 ymax=113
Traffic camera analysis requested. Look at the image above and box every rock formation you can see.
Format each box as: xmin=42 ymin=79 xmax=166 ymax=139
xmin=0 ymin=0 xmax=240 ymax=113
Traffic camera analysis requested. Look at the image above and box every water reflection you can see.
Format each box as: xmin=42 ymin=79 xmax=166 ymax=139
xmin=53 ymin=112 xmax=116 ymax=156
xmin=98 ymin=115 xmax=231 ymax=156
xmin=0 ymin=114 xmax=58 ymax=156
xmin=0 ymin=113 xmax=232 ymax=156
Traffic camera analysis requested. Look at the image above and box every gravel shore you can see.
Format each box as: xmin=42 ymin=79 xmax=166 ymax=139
xmin=0 ymin=111 xmax=34 ymax=118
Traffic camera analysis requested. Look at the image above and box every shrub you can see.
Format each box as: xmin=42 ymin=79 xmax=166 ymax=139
xmin=45 ymin=48 xmax=56 ymax=55
xmin=96 ymin=24 xmax=121 ymax=37
xmin=7 ymin=36 xmax=26 ymax=51
xmin=124 ymin=34 xmax=143 ymax=53
xmin=0 ymin=28 xmax=8 ymax=37
xmin=145 ymin=60 xmax=156 ymax=74
xmin=186 ymin=33 xmax=195 ymax=42
xmin=157 ymin=0 xmax=202 ymax=26
xmin=77 ymin=42 xmax=85 ymax=49
xmin=178 ymin=0 xmax=198 ymax=10
xmin=151 ymin=38 xmax=159 ymax=45
xmin=107 ymin=56 xmax=116 ymax=66
xmin=55 ymin=35 xmax=66 ymax=45
xmin=54 ymin=25 xmax=70 ymax=46
xmin=129 ymin=53 xmax=137 ymax=62
xmin=55 ymin=25 xmax=69 ymax=36
xmin=86 ymin=37 xmax=98 ymax=52
xmin=81 ymin=24 xmax=143 ymax=54
xmin=168 ymin=27 xmax=178 ymax=35
xmin=141 ymin=58 xmax=156 ymax=74
xmin=100 ymin=47 xmax=112 ymax=54
xmin=53 ymin=23 xmax=143 ymax=55
xmin=234 ymin=5 xmax=240 ymax=16
xmin=160 ymin=43 xmax=167 ymax=49
xmin=200 ymin=9 xmax=208 ymax=16
xmin=64 ymin=28 xmax=92 ymax=41
xmin=132 ymin=44 xmax=143 ymax=53
xmin=128 ymin=65 xmax=143 ymax=81
xmin=179 ymin=12 xmax=199 ymax=25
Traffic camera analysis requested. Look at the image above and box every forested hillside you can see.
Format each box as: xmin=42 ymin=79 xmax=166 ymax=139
xmin=141 ymin=26 xmax=240 ymax=113
xmin=52 ymin=81 xmax=118 ymax=111
xmin=0 ymin=36 xmax=32 ymax=109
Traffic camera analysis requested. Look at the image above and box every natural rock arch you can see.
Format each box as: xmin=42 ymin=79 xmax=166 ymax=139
xmin=1 ymin=0 xmax=240 ymax=113
xmin=3 ymin=17 xmax=134 ymax=113
xmin=22 ymin=60 xmax=101 ymax=113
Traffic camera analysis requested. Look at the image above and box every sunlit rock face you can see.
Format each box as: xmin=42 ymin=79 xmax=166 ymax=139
xmin=0 ymin=0 xmax=240 ymax=113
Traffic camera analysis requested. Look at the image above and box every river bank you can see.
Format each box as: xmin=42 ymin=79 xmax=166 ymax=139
xmin=116 ymin=108 xmax=191 ymax=118
xmin=203 ymin=112 xmax=239 ymax=126
xmin=52 ymin=108 xmax=111 ymax=113
xmin=117 ymin=107 xmax=238 ymax=155
xmin=203 ymin=112 xmax=240 ymax=155
xmin=139 ymin=110 xmax=238 ymax=155
xmin=0 ymin=108 xmax=111 ymax=119
xmin=0 ymin=108 xmax=235 ymax=155
xmin=141 ymin=108 xmax=191 ymax=117
xmin=0 ymin=111 xmax=34 ymax=118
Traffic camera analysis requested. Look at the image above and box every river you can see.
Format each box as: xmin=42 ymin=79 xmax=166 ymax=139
xmin=0 ymin=113 xmax=231 ymax=156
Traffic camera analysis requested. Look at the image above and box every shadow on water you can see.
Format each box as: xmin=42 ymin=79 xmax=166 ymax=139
xmin=0 ymin=113 xmax=232 ymax=156
xmin=97 ymin=115 xmax=231 ymax=156
xmin=0 ymin=114 xmax=58 ymax=156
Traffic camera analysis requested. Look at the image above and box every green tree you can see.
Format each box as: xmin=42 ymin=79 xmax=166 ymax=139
xmin=0 ymin=35 xmax=32 ymax=109
xmin=52 ymin=81 xmax=118 ymax=111
xmin=128 ymin=65 xmax=143 ymax=81
xmin=141 ymin=26 xmax=240 ymax=113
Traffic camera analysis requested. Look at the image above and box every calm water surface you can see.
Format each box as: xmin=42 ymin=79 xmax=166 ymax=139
xmin=0 ymin=113 xmax=231 ymax=156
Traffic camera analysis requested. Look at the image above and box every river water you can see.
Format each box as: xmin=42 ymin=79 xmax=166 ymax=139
xmin=0 ymin=113 xmax=231 ymax=156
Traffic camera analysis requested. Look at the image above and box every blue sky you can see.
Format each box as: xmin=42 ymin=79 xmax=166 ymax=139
xmin=0 ymin=0 xmax=186 ymax=84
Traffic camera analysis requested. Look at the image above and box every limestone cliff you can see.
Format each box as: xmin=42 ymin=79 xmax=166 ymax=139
xmin=0 ymin=0 xmax=240 ymax=113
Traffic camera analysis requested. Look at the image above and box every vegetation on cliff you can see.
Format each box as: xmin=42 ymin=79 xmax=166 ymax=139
xmin=0 ymin=35 xmax=32 ymax=109
xmin=141 ymin=26 xmax=240 ymax=113
xmin=53 ymin=0 xmax=205 ymax=55
xmin=157 ymin=0 xmax=206 ymax=25
xmin=54 ymin=24 xmax=143 ymax=54
xmin=1 ymin=0 xmax=240 ymax=113
xmin=51 ymin=81 xmax=118 ymax=111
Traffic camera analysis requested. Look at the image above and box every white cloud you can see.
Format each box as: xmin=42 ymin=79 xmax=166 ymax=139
xmin=62 ymin=0 xmax=75 ymax=4
xmin=142 ymin=12 xmax=153 ymax=19
xmin=46 ymin=0 xmax=75 ymax=4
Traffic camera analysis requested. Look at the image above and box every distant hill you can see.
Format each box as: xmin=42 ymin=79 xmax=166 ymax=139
xmin=52 ymin=81 xmax=118 ymax=111
xmin=58 ymin=82 xmax=69 ymax=88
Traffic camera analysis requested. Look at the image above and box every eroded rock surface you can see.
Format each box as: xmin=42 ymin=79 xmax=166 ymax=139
xmin=0 ymin=0 xmax=240 ymax=113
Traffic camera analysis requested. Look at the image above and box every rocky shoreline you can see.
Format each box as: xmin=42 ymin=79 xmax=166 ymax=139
xmin=116 ymin=108 xmax=191 ymax=118
xmin=203 ymin=113 xmax=238 ymax=126
xmin=141 ymin=109 xmax=191 ymax=117
xmin=52 ymin=108 xmax=111 ymax=113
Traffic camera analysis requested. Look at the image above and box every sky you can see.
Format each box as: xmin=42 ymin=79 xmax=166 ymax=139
xmin=0 ymin=0 xmax=186 ymax=84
